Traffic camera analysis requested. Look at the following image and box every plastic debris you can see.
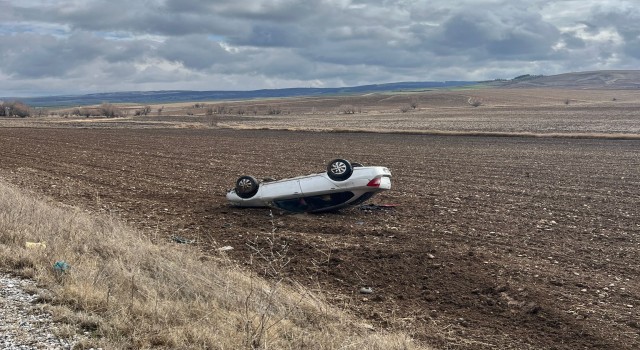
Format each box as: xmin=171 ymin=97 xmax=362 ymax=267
xmin=359 ymin=286 xmax=374 ymax=294
xmin=218 ymin=246 xmax=234 ymax=252
xmin=53 ymin=261 xmax=70 ymax=274
xmin=171 ymin=235 xmax=195 ymax=244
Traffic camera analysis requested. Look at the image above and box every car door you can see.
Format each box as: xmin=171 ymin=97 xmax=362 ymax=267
xmin=298 ymin=175 xmax=337 ymax=196
xmin=260 ymin=179 xmax=302 ymax=200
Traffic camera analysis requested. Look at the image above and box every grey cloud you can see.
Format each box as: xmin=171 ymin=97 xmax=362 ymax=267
xmin=623 ymin=38 xmax=640 ymax=59
xmin=233 ymin=24 xmax=313 ymax=47
xmin=102 ymin=39 xmax=156 ymax=63
xmin=217 ymin=0 xmax=322 ymax=22
xmin=0 ymin=32 xmax=106 ymax=78
xmin=589 ymin=6 xmax=640 ymax=39
xmin=11 ymin=1 xmax=244 ymax=37
xmin=586 ymin=5 xmax=640 ymax=58
xmin=163 ymin=0 xmax=221 ymax=13
xmin=433 ymin=9 xmax=560 ymax=59
xmin=158 ymin=35 xmax=236 ymax=70
xmin=560 ymin=32 xmax=586 ymax=49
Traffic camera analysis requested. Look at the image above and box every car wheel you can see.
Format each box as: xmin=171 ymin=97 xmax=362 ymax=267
xmin=327 ymin=159 xmax=353 ymax=181
xmin=235 ymin=176 xmax=259 ymax=198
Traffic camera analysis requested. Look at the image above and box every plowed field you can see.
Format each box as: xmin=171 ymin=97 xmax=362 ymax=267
xmin=0 ymin=127 xmax=638 ymax=349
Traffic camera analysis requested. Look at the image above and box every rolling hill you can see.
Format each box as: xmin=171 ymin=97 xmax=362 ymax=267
xmin=496 ymin=70 xmax=640 ymax=89
xmin=11 ymin=81 xmax=476 ymax=107
xmin=6 ymin=70 xmax=640 ymax=108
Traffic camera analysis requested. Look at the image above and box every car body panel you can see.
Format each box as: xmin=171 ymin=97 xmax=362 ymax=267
xmin=227 ymin=165 xmax=391 ymax=212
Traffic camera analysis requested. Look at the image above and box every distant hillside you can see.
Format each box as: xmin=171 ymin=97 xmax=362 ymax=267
xmin=495 ymin=70 xmax=640 ymax=89
xmin=12 ymin=81 xmax=477 ymax=107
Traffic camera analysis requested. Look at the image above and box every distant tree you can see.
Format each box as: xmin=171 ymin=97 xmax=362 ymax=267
xmin=513 ymin=74 xmax=532 ymax=80
xmin=267 ymin=106 xmax=283 ymax=115
xmin=134 ymin=105 xmax=152 ymax=116
xmin=0 ymin=101 xmax=31 ymax=117
xmin=99 ymin=103 xmax=124 ymax=118
xmin=214 ymin=104 xmax=228 ymax=114
xmin=34 ymin=108 xmax=49 ymax=117
xmin=512 ymin=74 xmax=543 ymax=81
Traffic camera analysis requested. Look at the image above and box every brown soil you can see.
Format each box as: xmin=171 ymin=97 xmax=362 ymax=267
xmin=0 ymin=127 xmax=638 ymax=349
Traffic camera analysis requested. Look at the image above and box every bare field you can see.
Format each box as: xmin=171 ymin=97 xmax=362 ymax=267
xmin=0 ymin=125 xmax=638 ymax=349
xmin=3 ymin=89 xmax=640 ymax=137
xmin=210 ymin=89 xmax=640 ymax=136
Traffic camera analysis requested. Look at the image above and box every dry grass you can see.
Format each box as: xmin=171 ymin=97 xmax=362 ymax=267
xmin=0 ymin=180 xmax=424 ymax=349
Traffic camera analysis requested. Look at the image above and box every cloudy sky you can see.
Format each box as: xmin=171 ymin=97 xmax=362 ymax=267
xmin=1 ymin=0 xmax=639 ymax=97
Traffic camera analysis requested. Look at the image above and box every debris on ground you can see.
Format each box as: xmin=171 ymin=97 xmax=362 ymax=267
xmin=358 ymin=204 xmax=398 ymax=211
xmin=359 ymin=286 xmax=374 ymax=294
xmin=53 ymin=261 xmax=70 ymax=274
xmin=25 ymin=242 xmax=47 ymax=249
xmin=217 ymin=246 xmax=234 ymax=252
xmin=171 ymin=235 xmax=195 ymax=244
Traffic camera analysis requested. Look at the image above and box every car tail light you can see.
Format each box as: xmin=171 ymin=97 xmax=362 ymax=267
xmin=367 ymin=177 xmax=381 ymax=187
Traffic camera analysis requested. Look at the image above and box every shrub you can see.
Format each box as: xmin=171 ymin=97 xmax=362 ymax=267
xmin=212 ymin=105 xmax=226 ymax=114
xmin=338 ymin=105 xmax=358 ymax=114
xmin=467 ymin=97 xmax=482 ymax=107
xmin=99 ymin=103 xmax=124 ymax=118
xmin=267 ymin=106 xmax=283 ymax=115
xmin=34 ymin=108 xmax=49 ymax=117
xmin=1 ymin=101 xmax=31 ymax=118
xmin=134 ymin=106 xmax=152 ymax=116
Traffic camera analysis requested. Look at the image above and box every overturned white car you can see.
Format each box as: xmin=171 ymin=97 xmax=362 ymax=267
xmin=226 ymin=159 xmax=391 ymax=213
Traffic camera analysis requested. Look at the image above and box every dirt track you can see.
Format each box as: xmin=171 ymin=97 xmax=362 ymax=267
xmin=0 ymin=127 xmax=638 ymax=349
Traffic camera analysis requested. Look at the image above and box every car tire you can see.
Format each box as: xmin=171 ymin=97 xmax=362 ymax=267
xmin=327 ymin=159 xmax=353 ymax=181
xmin=235 ymin=175 xmax=259 ymax=198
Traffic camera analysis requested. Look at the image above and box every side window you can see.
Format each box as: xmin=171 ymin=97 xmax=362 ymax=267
xmin=273 ymin=198 xmax=309 ymax=213
xmin=303 ymin=192 xmax=354 ymax=210
xmin=274 ymin=192 xmax=354 ymax=212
